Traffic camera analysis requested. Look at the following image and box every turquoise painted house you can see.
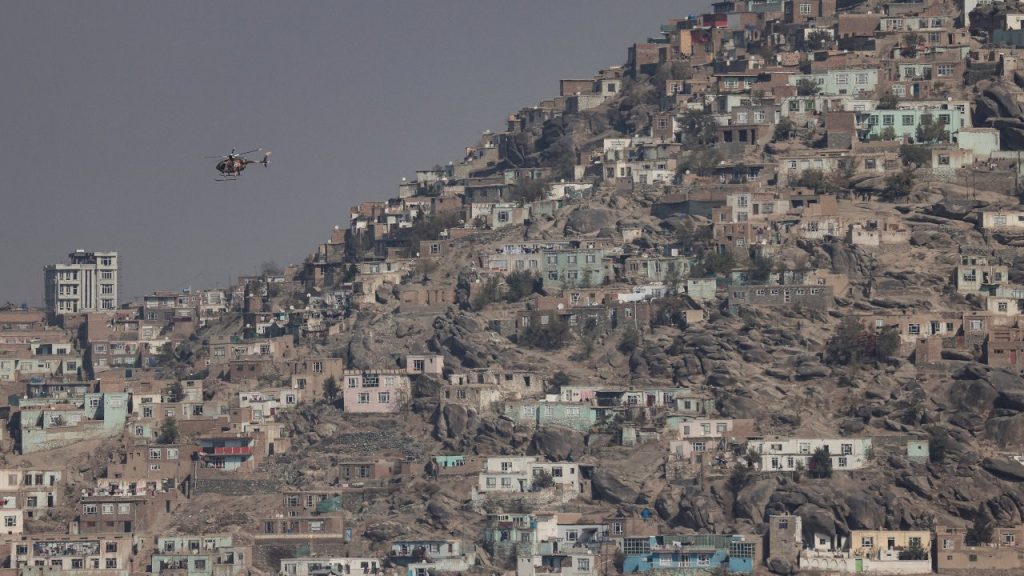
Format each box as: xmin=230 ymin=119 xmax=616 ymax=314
xmin=864 ymin=108 xmax=965 ymax=141
xmin=622 ymin=534 xmax=760 ymax=574
xmin=18 ymin=392 xmax=130 ymax=453
xmin=503 ymin=402 xmax=599 ymax=432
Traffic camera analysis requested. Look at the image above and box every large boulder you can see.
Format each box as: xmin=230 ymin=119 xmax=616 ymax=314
xmin=564 ymin=207 xmax=616 ymax=235
xmin=766 ymin=557 xmax=798 ymax=575
xmin=823 ymin=242 xmax=864 ymax=279
xmin=925 ymin=196 xmax=983 ymax=221
xmin=734 ymin=478 xmax=778 ymax=521
xmin=591 ymin=470 xmax=639 ymax=505
xmin=364 ymin=520 xmax=408 ymax=542
xmin=985 ymin=85 xmax=1024 ymax=119
xmin=795 ymin=503 xmax=839 ymax=542
xmin=529 ymin=428 xmax=586 ymax=461
xmin=983 ymin=457 xmax=1024 ymax=482
xmin=986 ymin=415 xmax=1024 ymax=447
xmin=844 ymin=493 xmax=886 ymax=530
xmin=442 ymin=404 xmax=469 ymax=438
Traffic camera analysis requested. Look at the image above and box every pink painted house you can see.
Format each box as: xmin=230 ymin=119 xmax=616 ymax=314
xmin=342 ymin=370 xmax=410 ymax=413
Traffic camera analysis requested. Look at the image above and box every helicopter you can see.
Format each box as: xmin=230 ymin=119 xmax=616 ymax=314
xmin=207 ymin=148 xmax=271 ymax=180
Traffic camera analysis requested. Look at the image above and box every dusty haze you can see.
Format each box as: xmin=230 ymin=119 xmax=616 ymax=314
xmin=0 ymin=1 xmax=695 ymax=305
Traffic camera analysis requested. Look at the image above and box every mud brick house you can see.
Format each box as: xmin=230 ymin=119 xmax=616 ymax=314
xmin=936 ymin=524 xmax=1024 ymax=571
xmin=341 ymin=370 xmax=410 ymax=414
xmin=7 ymin=534 xmax=132 ymax=574
xmin=727 ymin=284 xmax=834 ymax=312
xmin=101 ymin=443 xmax=195 ymax=495
xmin=985 ymin=325 xmax=1024 ymax=372
xmin=77 ymin=490 xmax=178 ymax=534
xmin=257 ymin=491 xmax=344 ymax=539
xmin=151 ymin=535 xmax=251 ymax=576
xmin=0 ymin=469 xmax=62 ymax=520
xmin=338 ymin=459 xmax=409 ymax=485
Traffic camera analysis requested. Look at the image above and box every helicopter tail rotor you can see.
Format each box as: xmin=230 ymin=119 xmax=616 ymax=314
xmin=261 ymin=151 xmax=272 ymax=167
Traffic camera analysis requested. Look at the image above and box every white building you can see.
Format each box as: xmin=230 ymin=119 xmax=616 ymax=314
xmin=43 ymin=250 xmax=118 ymax=318
xmin=980 ymin=210 xmax=1024 ymax=231
xmin=477 ymin=457 xmax=581 ymax=494
xmin=747 ymin=437 xmax=873 ymax=472
xmin=280 ymin=557 xmax=384 ymax=576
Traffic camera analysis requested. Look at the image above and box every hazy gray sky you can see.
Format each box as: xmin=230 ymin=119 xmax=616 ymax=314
xmin=0 ymin=1 xmax=699 ymax=305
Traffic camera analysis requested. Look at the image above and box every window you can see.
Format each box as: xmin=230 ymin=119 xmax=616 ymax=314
xmin=71 ymin=559 xmax=84 ymax=569
xmin=312 ymin=361 xmax=323 ymax=373
xmin=938 ymin=154 xmax=950 ymax=166
xmin=623 ymin=538 xmax=651 ymax=555
xmin=779 ymin=518 xmax=789 ymax=529
xmin=102 ymin=504 xmax=114 ymax=514
xmin=378 ymin=392 xmax=390 ymax=404
xmin=577 ymin=558 xmax=591 ymax=571
xmin=937 ymin=64 xmax=954 ymax=77
xmin=836 ymin=74 xmax=848 ymax=85
xmin=486 ymin=477 xmax=496 ymax=488
xmin=902 ymin=114 xmax=914 ymax=127
xmin=856 ymin=73 xmax=869 ymax=85
xmin=149 ymin=464 xmax=160 ymax=471
xmin=166 ymin=448 xmax=178 ymax=460
xmin=799 ymin=443 xmax=810 ymax=454
xmin=1003 ymin=532 xmax=1016 ymax=544
xmin=357 ymin=393 xmax=370 ymax=404
xmin=118 ymin=503 xmax=130 ymax=514
xmin=882 ymin=115 xmax=894 ymax=126
xmin=3 ymin=516 xmax=14 ymax=527
xmin=838 ymin=456 xmax=848 ymax=467
xmin=106 ymin=559 xmax=118 ymax=569
xmin=150 ymin=449 xmax=162 ymax=460
xmin=501 ymin=477 xmax=511 ymax=488
xmin=195 ymin=559 xmax=207 ymax=570
xmin=799 ymin=2 xmax=811 ymax=14
xmin=907 ymin=324 xmax=920 ymax=335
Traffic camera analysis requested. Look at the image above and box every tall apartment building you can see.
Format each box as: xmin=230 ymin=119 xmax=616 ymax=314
xmin=43 ymin=250 xmax=118 ymax=318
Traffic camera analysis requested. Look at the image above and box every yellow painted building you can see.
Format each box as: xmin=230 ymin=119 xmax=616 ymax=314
xmin=849 ymin=530 xmax=931 ymax=557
